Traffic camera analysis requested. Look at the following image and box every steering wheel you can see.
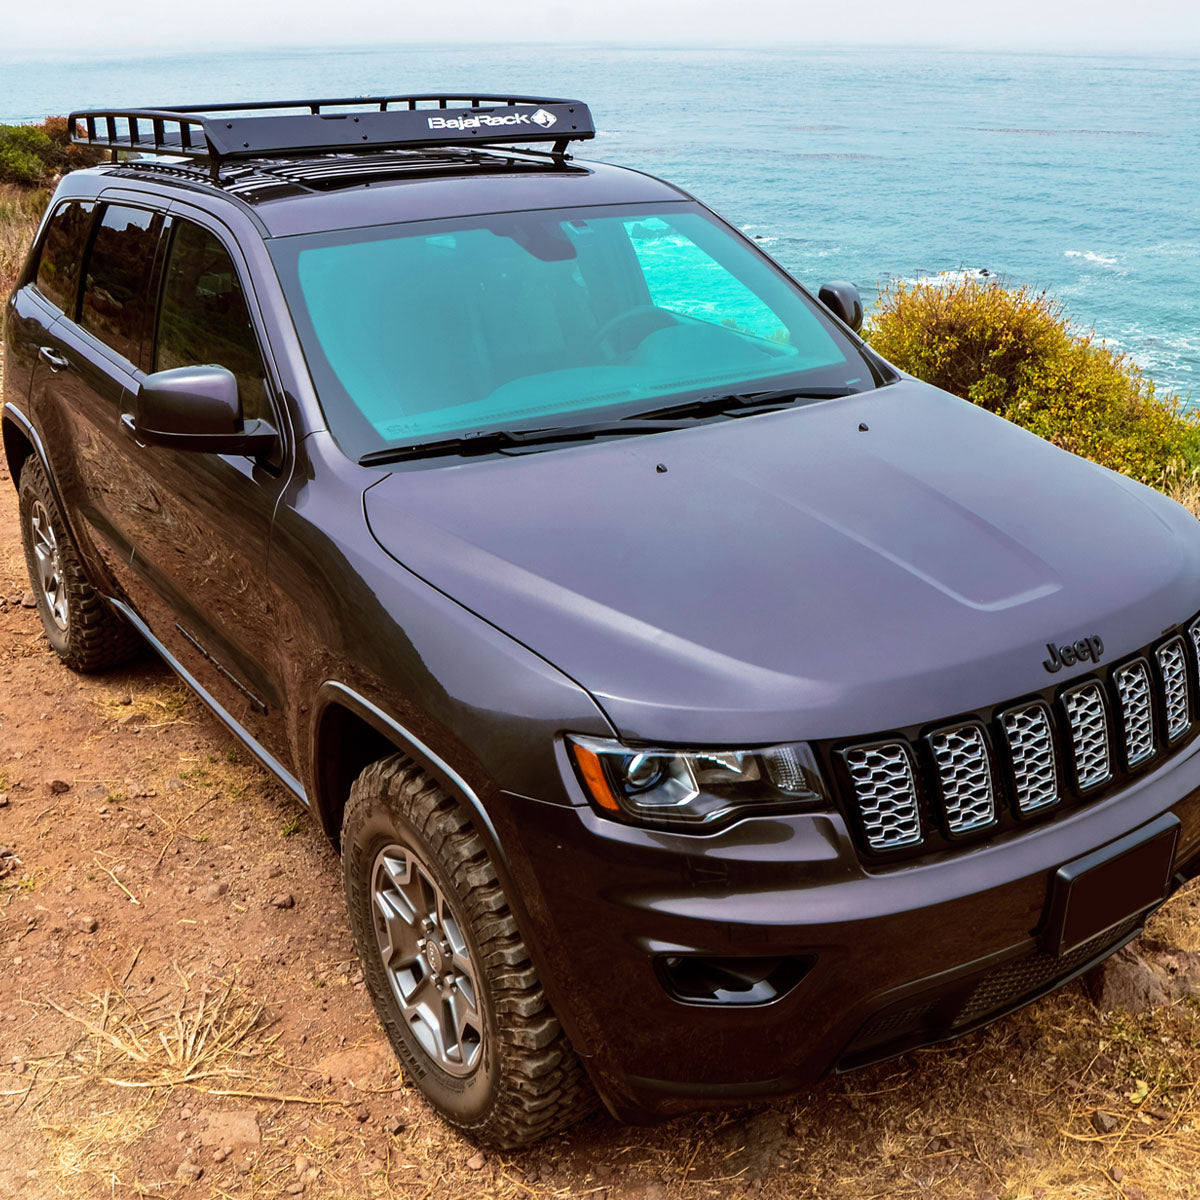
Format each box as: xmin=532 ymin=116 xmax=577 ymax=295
xmin=592 ymin=305 xmax=679 ymax=356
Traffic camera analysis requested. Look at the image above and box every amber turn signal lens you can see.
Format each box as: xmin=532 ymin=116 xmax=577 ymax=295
xmin=570 ymin=742 xmax=621 ymax=811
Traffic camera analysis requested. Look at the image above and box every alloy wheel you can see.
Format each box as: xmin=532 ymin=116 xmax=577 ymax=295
xmin=29 ymin=500 xmax=68 ymax=631
xmin=370 ymin=843 xmax=484 ymax=1076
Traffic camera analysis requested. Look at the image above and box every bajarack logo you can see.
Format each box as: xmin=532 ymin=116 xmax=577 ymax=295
xmin=427 ymin=108 xmax=557 ymax=132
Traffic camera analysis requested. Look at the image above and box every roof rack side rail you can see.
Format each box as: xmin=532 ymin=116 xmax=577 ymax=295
xmin=70 ymin=94 xmax=596 ymax=177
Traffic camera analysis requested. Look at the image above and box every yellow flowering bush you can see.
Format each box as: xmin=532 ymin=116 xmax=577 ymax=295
xmin=867 ymin=277 xmax=1200 ymax=486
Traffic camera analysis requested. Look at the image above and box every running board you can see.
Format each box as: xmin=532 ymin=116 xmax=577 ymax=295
xmin=106 ymin=596 xmax=308 ymax=804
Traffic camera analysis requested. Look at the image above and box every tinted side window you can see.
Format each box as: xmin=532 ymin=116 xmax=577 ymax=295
xmin=34 ymin=201 xmax=95 ymax=314
xmin=80 ymin=205 xmax=163 ymax=364
xmin=155 ymin=220 xmax=268 ymax=420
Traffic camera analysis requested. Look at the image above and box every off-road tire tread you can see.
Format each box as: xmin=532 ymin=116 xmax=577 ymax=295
xmin=343 ymin=755 xmax=598 ymax=1148
xmin=18 ymin=458 xmax=141 ymax=672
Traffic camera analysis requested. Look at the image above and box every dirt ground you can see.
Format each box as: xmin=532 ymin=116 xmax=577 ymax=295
xmin=4 ymin=439 xmax=1200 ymax=1199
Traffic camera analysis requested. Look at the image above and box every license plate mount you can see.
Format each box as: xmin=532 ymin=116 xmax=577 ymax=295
xmin=1042 ymin=813 xmax=1179 ymax=957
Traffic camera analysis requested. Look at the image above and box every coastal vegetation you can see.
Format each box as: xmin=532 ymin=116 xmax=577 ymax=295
xmin=867 ymin=276 xmax=1200 ymax=489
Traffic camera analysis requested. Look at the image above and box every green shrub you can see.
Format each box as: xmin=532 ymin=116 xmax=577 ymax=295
xmin=867 ymin=277 xmax=1200 ymax=486
xmin=0 ymin=117 xmax=106 ymax=187
xmin=0 ymin=125 xmax=53 ymax=186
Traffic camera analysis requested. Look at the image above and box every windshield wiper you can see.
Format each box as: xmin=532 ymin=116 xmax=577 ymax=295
xmin=635 ymin=385 xmax=858 ymax=421
xmin=358 ymin=417 xmax=691 ymax=465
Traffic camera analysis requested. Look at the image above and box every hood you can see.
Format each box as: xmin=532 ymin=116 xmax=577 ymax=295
xmin=364 ymin=380 xmax=1200 ymax=744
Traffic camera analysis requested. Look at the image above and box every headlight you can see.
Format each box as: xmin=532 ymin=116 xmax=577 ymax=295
xmin=567 ymin=735 xmax=828 ymax=829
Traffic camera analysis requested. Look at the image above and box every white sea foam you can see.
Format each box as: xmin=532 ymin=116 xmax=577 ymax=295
xmin=898 ymin=267 xmax=996 ymax=287
xmin=1064 ymin=250 xmax=1119 ymax=265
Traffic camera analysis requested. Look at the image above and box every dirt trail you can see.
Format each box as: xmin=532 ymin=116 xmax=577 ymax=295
xmin=4 ymin=431 xmax=1200 ymax=1199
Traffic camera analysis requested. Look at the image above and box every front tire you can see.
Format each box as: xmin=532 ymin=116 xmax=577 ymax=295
xmin=17 ymin=458 xmax=141 ymax=672
xmin=341 ymin=755 xmax=597 ymax=1148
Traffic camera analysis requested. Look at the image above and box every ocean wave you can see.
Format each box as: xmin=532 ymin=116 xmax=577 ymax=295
xmin=897 ymin=267 xmax=998 ymax=287
xmin=1065 ymin=250 xmax=1119 ymax=266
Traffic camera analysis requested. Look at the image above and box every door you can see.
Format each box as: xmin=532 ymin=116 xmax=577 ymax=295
xmin=31 ymin=201 xmax=164 ymax=592
xmin=110 ymin=212 xmax=294 ymax=760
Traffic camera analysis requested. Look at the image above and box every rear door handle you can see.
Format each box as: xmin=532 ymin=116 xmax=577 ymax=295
xmin=38 ymin=346 xmax=70 ymax=371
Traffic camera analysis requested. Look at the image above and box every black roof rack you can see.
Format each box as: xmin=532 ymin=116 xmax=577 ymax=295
xmin=70 ymin=94 xmax=595 ymax=179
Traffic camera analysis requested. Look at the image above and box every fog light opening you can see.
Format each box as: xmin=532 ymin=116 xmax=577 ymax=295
xmin=656 ymin=954 xmax=813 ymax=1006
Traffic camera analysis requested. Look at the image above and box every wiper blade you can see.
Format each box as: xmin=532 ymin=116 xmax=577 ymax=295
xmin=358 ymin=418 xmax=690 ymax=465
xmin=636 ymin=385 xmax=858 ymax=421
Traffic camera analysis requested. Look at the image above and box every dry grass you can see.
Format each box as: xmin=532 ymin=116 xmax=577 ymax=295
xmin=0 ymin=181 xmax=44 ymax=298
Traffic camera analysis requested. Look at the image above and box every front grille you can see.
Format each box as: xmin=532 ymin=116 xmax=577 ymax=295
xmin=843 ymin=743 xmax=922 ymax=851
xmin=1001 ymin=703 xmax=1059 ymax=813
xmin=1114 ymin=660 xmax=1155 ymax=767
xmin=1158 ymin=637 xmax=1190 ymax=741
xmin=929 ymin=725 xmax=996 ymax=834
xmin=1063 ymin=682 xmax=1112 ymax=790
xmin=838 ymin=620 xmax=1200 ymax=859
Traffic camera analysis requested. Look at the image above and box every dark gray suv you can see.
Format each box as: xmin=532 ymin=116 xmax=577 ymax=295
xmin=5 ymin=95 xmax=1200 ymax=1149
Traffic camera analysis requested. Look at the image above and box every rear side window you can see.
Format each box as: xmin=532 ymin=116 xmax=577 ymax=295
xmin=80 ymin=204 xmax=163 ymax=364
xmin=154 ymin=220 xmax=269 ymax=420
xmin=34 ymin=201 xmax=95 ymax=314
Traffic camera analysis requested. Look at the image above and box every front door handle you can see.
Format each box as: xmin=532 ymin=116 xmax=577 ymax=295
xmin=38 ymin=345 xmax=70 ymax=371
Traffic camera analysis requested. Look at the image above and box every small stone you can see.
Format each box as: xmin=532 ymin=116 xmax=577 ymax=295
xmin=467 ymin=1152 xmax=487 ymax=1171
xmin=48 ymin=780 xmax=70 ymax=794
xmin=303 ymin=1167 xmax=318 ymax=1185
xmin=270 ymin=893 xmax=295 ymax=909
xmin=117 ymin=694 xmax=132 ymax=706
xmin=21 ymin=591 xmax=36 ymax=609
xmin=175 ymin=1161 xmax=203 ymax=1183
xmin=0 ymin=794 xmax=9 ymax=808
xmin=180 ymin=1105 xmax=193 ymax=1119
xmin=213 ymin=1148 xmax=228 ymax=1163
xmin=285 ymin=1184 xmax=305 ymax=1196
xmin=117 ymin=712 xmax=143 ymax=729
xmin=1111 ymin=1166 xmax=1124 ymax=1183
xmin=76 ymin=915 xmax=98 ymax=934
xmin=267 ymin=864 xmax=284 ymax=879
xmin=167 ymin=778 xmax=185 ymax=791
xmin=294 ymin=1156 xmax=310 ymax=1178
xmin=205 ymin=882 xmax=229 ymax=901
xmin=384 ymin=1117 xmax=405 ymax=1135
xmin=1091 ymin=1109 xmax=1119 ymax=1134
xmin=355 ymin=1106 xmax=369 ymax=1123
xmin=176 ymin=1132 xmax=186 ymax=1144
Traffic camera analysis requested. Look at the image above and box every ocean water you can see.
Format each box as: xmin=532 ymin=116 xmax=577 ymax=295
xmin=2 ymin=45 xmax=1197 ymax=397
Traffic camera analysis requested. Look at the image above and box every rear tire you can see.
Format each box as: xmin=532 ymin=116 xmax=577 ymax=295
xmin=342 ymin=754 xmax=598 ymax=1148
xmin=17 ymin=457 xmax=141 ymax=672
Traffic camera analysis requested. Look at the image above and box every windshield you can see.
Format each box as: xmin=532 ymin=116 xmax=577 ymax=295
xmin=268 ymin=202 xmax=878 ymax=459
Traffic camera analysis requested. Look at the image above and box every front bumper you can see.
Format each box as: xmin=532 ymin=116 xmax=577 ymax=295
xmin=495 ymin=738 xmax=1200 ymax=1121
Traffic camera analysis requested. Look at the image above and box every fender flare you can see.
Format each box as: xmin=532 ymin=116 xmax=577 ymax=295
xmin=311 ymin=680 xmax=511 ymax=874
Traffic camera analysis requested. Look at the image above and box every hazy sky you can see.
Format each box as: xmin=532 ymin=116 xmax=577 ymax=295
xmin=4 ymin=0 xmax=1199 ymax=56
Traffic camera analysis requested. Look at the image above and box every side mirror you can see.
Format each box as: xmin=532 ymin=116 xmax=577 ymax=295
xmin=127 ymin=365 xmax=278 ymax=455
xmin=818 ymin=281 xmax=864 ymax=334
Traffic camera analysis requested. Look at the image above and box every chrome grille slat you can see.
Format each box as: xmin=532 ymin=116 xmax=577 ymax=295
xmin=843 ymin=743 xmax=922 ymax=851
xmin=1157 ymin=637 xmax=1190 ymax=742
xmin=929 ymin=725 xmax=996 ymax=833
xmin=1113 ymin=660 xmax=1155 ymax=766
xmin=1063 ymin=683 xmax=1111 ymax=789
xmin=1001 ymin=703 xmax=1059 ymax=813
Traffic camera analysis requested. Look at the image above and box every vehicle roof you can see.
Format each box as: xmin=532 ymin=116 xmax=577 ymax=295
xmin=57 ymin=156 xmax=691 ymax=238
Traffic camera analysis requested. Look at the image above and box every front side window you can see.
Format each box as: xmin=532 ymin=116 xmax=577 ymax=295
xmin=155 ymin=220 xmax=269 ymax=420
xmin=33 ymin=200 xmax=95 ymax=314
xmin=79 ymin=204 xmax=162 ymax=364
xmin=269 ymin=203 xmax=875 ymax=460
